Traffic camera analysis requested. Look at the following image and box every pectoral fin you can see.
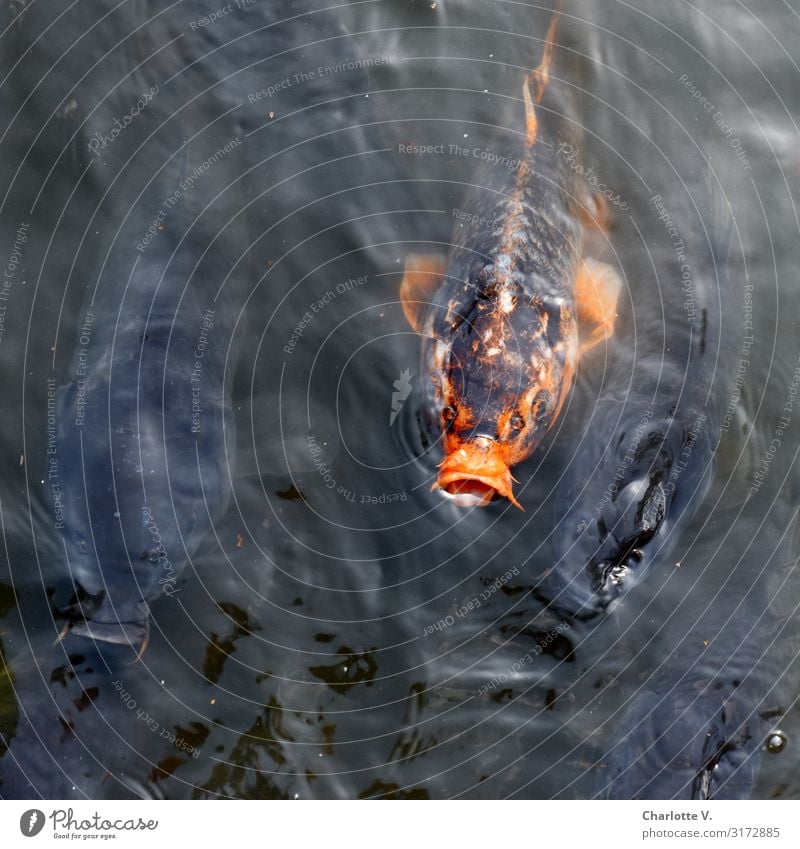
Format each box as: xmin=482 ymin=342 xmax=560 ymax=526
xmin=576 ymin=257 xmax=623 ymax=356
xmin=400 ymin=253 xmax=447 ymax=333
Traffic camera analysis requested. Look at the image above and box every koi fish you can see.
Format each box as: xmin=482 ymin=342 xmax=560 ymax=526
xmin=55 ymin=143 xmax=242 ymax=656
xmin=50 ymin=0 xmax=380 ymax=655
xmin=598 ymin=503 xmax=800 ymax=800
xmin=50 ymin=0 xmax=368 ymax=655
xmin=401 ymin=6 xmax=623 ymax=509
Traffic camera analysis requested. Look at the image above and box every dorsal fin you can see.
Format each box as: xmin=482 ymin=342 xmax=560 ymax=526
xmin=523 ymin=2 xmax=563 ymax=146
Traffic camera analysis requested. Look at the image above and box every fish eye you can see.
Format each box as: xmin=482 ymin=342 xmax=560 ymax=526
xmin=510 ymin=412 xmax=525 ymax=433
xmin=443 ymin=404 xmax=458 ymax=424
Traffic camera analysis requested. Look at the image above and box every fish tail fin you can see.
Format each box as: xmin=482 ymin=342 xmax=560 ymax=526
xmin=523 ymin=2 xmax=563 ymax=145
xmin=531 ymin=2 xmax=563 ymax=103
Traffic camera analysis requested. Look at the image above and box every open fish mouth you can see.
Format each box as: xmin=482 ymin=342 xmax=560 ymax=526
xmin=439 ymin=475 xmax=510 ymax=507
xmin=434 ymin=440 xmax=522 ymax=509
xmin=56 ymin=591 xmax=151 ymax=658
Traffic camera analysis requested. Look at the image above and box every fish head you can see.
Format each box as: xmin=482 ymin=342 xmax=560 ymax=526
xmin=57 ymin=480 xmax=179 ymax=654
xmin=601 ymin=677 xmax=763 ymax=800
xmin=547 ymin=402 xmax=713 ymax=616
xmin=430 ymin=275 xmax=576 ymax=508
xmin=56 ymin=428 xmax=186 ymax=634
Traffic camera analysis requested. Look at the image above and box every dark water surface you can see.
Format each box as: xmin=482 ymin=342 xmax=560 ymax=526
xmin=1 ymin=0 xmax=799 ymax=799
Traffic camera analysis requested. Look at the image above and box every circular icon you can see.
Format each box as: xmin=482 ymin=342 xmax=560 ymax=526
xmin=19 ymin=810 xmax=46 ymax=837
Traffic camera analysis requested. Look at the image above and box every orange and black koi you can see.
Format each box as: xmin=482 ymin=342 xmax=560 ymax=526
xmin=401 ymin=5 xmax=622 ymax=508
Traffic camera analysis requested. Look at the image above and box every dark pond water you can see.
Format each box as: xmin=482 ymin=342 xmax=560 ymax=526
xmin=1 ymin=0 xmax=799 ymax=800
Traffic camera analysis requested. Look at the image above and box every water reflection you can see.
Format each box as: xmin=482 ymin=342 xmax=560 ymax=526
xmin=0 ymin=0 xmax=798 ymax=800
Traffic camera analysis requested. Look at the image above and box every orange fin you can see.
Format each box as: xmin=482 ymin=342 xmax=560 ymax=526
xmin=522 ymin=78 xmax=539 ymax=146
xmin=576 ymin=257 xmax=623 ymax=355
xmin=400 ymin=253 xmax=447 ymax=333
xmin=532 ymin=4 xmax=562 ymax=103
xmin=523 ymin=3 xmax=562 ymax=146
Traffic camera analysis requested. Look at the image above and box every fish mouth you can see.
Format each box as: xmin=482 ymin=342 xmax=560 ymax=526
xmin=56 ymin=594 xmax=151 ymax=659
xmin=434 ymin=440 xmax=522 ymax=509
